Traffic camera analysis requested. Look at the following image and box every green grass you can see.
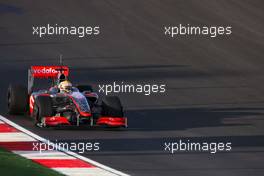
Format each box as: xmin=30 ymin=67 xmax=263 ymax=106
xmin=0 ymin=148 xmax=65 ymax=176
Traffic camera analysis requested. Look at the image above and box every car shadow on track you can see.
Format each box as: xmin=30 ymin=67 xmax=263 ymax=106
xmin=126 ymin=106 xmax=264 ymax=131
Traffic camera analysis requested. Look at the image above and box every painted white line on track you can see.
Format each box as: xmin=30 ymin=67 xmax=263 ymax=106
xmin=0 ymin=120 xmax=4 ymax=124
xmin=54 ymin=168 xmax=119 ymax=176
xmin=13 ymin=150 xmax=75 ymax=159
xmin=0 ymin=132 xmax=36 ymax=142
xmin=0 ymin=115 xmax=130 ymax=176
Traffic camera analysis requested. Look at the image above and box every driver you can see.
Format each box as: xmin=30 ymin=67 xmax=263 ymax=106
xmin=59 ymin=80 xmax=73 ymax=94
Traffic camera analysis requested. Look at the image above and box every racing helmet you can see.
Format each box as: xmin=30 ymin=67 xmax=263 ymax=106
xmin=59 ymin=80 xmax=72 ymax=93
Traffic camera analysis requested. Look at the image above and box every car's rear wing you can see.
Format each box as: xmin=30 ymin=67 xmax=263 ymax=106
xmin=28 ymin=66 xmax=69 ymax=94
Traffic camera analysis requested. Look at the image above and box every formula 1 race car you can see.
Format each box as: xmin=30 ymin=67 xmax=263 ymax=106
xmin=7 ymin=66 xmax=127 ymax=128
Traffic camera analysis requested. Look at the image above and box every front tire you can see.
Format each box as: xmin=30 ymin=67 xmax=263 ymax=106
xmin=101 ymin=96 xmax=124 ymax=117
xmin=33 ymin=96 xmax=53 ymax=124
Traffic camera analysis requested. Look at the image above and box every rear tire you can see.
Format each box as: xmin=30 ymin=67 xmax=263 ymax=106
xmin=34 ymin=96 xmax=53 ymax=123
xmin=101 ymin=96 xmax=124 ymax=117
xmin=7 ymin=85 xmax=28 ymax=115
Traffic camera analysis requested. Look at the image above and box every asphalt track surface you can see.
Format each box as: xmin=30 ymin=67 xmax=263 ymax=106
xmin=0 ymin=0 xmax=264 ymax=175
